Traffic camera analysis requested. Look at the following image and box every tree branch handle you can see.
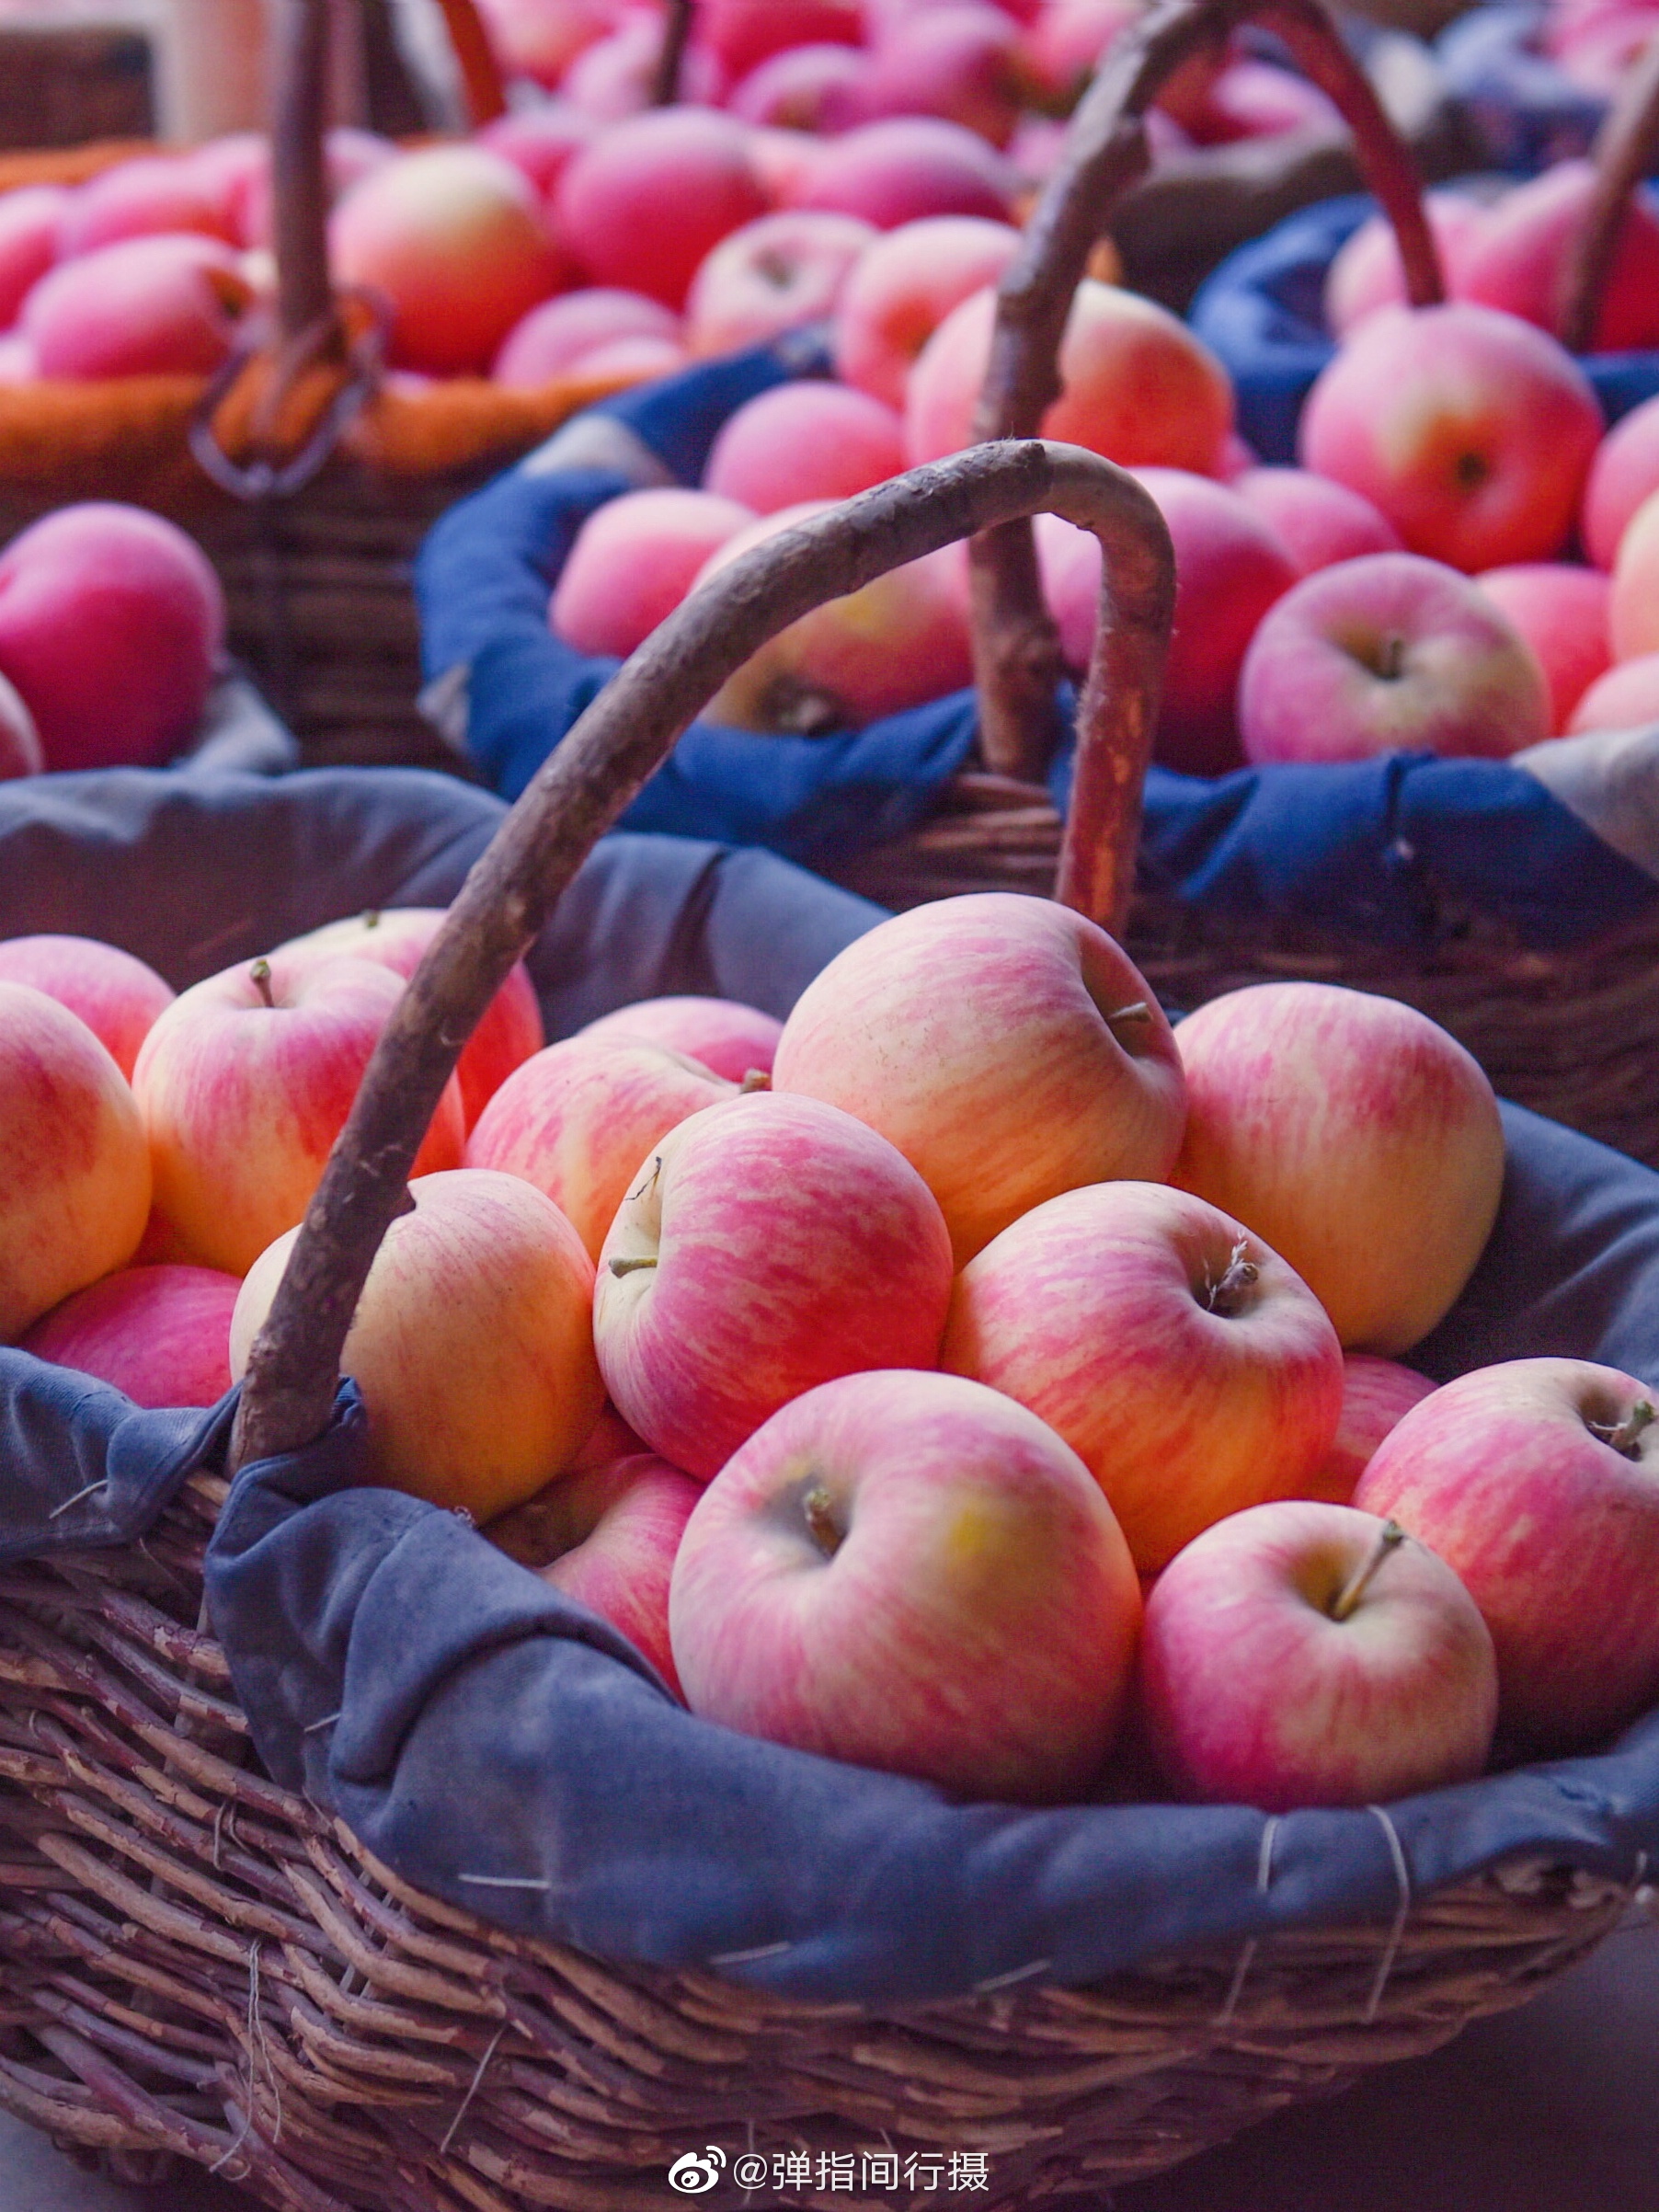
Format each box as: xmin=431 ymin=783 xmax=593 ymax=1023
xmin=270 ymin=0 xmax=335 ymax=348
xmin=228 ymin=441 xmax=1173 ymax=1474
xmin=429 ymin=0 xmax=510 ymax=127
xmin=969 ymin=0 xmax=1442 ymax=782
xmin=1559 ymin=28 xmax=1659 ymax=356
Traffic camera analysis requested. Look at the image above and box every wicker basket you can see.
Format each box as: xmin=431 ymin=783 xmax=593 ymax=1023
xmin=809 ymin=0 xmax=1659 ymax=1168
xmin=0 ymin=440 xmax=1648 ymax=2211
xmin=0 ymin=0 xmax=641 ymax=774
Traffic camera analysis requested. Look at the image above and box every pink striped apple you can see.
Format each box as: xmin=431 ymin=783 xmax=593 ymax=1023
xmin=0 ymin=934 xmax=173 ymax=1081
xmin=576 ymin=994 xmax=783 ymax=1082
xmin=772 ymin=893 xmax=1186 ymax=1266
xmin=1138 ymin=1500 xmax=1497 ymax=1808
xmin=944 ymin=1180 xmax=1343 ymax=1570
xmin=22 ymin=1263 xmax=239 ymax=1408
xmin=593 ymin=1091 xmax=954 ymax=1480
xmin=669 ymin=1369 xmax=1142 ymax=1800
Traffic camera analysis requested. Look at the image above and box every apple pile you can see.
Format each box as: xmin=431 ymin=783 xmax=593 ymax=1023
xmin=0 ymin=502 xmax=225 ymax=778
xmin=12 ymin=889 xmax=1659 ymax=1812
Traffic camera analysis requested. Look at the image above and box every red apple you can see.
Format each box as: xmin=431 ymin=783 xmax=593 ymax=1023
xmin=944 ymin=1180 xmax=1343 ymax=1571
xmin=577 ymin=994 xmax=783 ymax=1081
xmin=683 ymin=210 xmax=875 ymax=359
xmin=1567 ymin=649 xmax=1659 ymax=732
xmin=487 ymin=1450 xmax=700 ymax=1695
xmin=696 ymin=0 xmax=864 ymax=81
xmin=1238 ymin=552 xmax=1551 ymax=766
xmin=464 ymin=1031 xmax=734 ymax=1259
xmin=1171 ymin=981 xmax=1505 ymax=1353
xmin=1356 ymin=1359 xmax=1659 ymax=1752
xmin=330 ymin=145 xmax=566 ymax=378
xmin=269 ymin=906 xmax=543 ymax=1131
xmin=133 ymin=952 xmax=466 ymax=1276
xmin=1138 ymin=1500 xmax=1497 ymax=1808
xmin=1299 ymin=304 xmax=1603 ymax=573
xmin=0 ymin=186 xmax=69 ymax=330
xmin=669 ymin=1368 xmax=1142 ymax=1800
xmin=0 ymin=980 xmax=151 ymax=1341
xmin=1457 ymin=160 xmax=1659 ymax=354
xmin=1582 ymin=392 xmax=1659 ymax=570
xmin=0 ymin=504 xmax=224 ymax=774
xmin=232 ymin=1169 xmax=602 ymax=1521
xmin=0 ymin=934 xmax=174 ymax=1079
xmin=22 ymin=1262 xmax=239 ymax=1407
xmin=593 ymin=1091 xmax=954 ymax=1480
xmin=555 ymin=109 xmax=769 ymax=311
xmin=704 ymin=382 xmax=906 ymax=511
xmin=1231 ymin=466 xmax=1401 ymax=576
xmin=1474 ymin=564 xmax=1611 ymax=735
xmin=550 ymin=487 xmax=755 ymax=660
xmin=727 ymin=44 xmax=871 ymax=132
xmin=21 ymin=233 xmax=254 ymax=380
xmin=493 ymin=287 xmax=681 ymax=386
xmin=772 ymin=892 xmax=1186 ymax=1266
xmin=693 ymin=499 xmax=972 ymax=731
xmin=475 ymin=104 xmax=602 ymax=203
xmin=838 ymin=4 xmax=1027 ymax=148
xmin=783 ymin=117 xmax=1016 ymax=229
xmin=1322 ymin=190 xmax=1488 ymax=337
xmin=905 ymin=279 xmax=1234 ymax=476
xmin=830 ymin=212 xmax=1021 ymax=409
xmin=1608 ymin=485 xmax=1659 ymax=660
xmin=1305 ymin=1354 xmax=1437 ymax=1506
xmin=54 ymin=155 xmax=237 ymax=259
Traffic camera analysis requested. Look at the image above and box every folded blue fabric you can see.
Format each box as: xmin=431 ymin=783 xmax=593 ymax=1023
xmin=1189 ymin=192 xmax=1659 ymax=465
xmin=418 ymin=345 xmax=1659 ymax=950
xmin=195 ymin=1100 xmax=1659 ymax=2009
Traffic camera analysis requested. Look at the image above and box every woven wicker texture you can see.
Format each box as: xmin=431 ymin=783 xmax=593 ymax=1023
xmin=826 ymin=780 xmax=1659 ymax=1170
xmin=0 ymin=1474 xmax=1634 ymax=2212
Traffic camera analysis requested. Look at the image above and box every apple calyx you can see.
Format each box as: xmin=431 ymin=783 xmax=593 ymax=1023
xmin=802 ymin=1482 xmax=843 ymax=1560
xmin=1204 ymin=1238 xmax=1259 ymax=1318
xmin=1330 ymin=1519 xmax=1406 ymax=1622
xmin=608 ymin=1255 xmax=658 ymax=1278
xmin=1589 ymin=1399 xmax=1656 ymax=1459
xmin=250 ymin=957 xmax=275 ymax=1009
xmin=739 ymin=1069 xmax=772 ymax=1094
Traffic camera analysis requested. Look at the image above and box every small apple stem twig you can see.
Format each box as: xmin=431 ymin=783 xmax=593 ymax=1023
xmin=1205 ymin=1240 xmax=1259 ymax=1316
xmin=738 ymin=1070 xmax=772 ymax=1093
xmin=250 ymin=958 xmax=275 ymax=1009
xmin=1590 ymin=1399 xmax=1656 ymax=1458
xmin=227 ymin=441 xmax=1173 ymax=1475
xmin=607 ymin=1256 xmax=659 ymax=1278
xmin=651 ymin=0 xmax=696 ymax=107
xmin=802 ymin=1485 xmax=843 ymax=1560
xmin=1331 ymin=1520 xmax=1407 ymax=1622
xmin=1559 ymin=29 xmax=1659 ymax=355
xmin=969 ymin=0 xmax=1440 ymax=788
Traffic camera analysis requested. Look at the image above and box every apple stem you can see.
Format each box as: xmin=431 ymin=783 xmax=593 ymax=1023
xmin=608 ymin=1255 xmax=658 ymax=1278
xmin=1378 ymin=634 xmax=1405 ymax=681
xmin=1591 ymin=1400 xmax=1656 ymax=1458
xmin=362 ymin=909 xmax=382 ymax=929
xmin=803 ymin=1484 xmax=843 ymax=1560
xmin=1205 ymin=1240 xmax=1259 ymax=1316
xmin=739 ymin=1070 xmax=772 ymax=1094
xmin=1331 ymin=1519 xmax=1406 ymax=1622
xmin=251 ymin=958 xmax=275 ymax=1009
xmin=1106 ymin=1000 xmax=1154 ymax=1038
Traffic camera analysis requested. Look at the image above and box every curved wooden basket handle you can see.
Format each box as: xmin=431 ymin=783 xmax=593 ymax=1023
xmin=970 ymin=0 xmax=1443 ymax=779
xmin=430 ymin=0 xmax=511 ymax=127
xmin=1559 ymin=29 xmax=1659 ymax=356
xmin=228 ymin=441 xmax=1174 ymax=1474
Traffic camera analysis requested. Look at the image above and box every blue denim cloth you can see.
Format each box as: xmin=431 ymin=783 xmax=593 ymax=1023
xmin=1436 ymin=3 xmax=1606 ymax=175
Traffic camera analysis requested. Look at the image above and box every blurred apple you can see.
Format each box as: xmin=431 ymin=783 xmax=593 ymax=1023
xmin=683 ymin=209 xmax=875 ymax=358
xmin=550 ymin=487 xmax=755 ymax=659
xmin=831 ymin=212 xmax=1021 ymax=408
xmin=21 ymin=234 xmax=254 ymax=380
xmin=556 ymin=109 xmax=769 ymax=310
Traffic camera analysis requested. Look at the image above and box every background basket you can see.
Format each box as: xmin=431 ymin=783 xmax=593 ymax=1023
xmin=0 ymin=0 xmax=642 ymax=773
xmin=4 ymin=441 xmax=1655 ymax=2209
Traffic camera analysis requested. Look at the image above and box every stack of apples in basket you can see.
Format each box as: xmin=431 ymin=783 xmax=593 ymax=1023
xmin=6 ymin=888 xmax=1659 ymax=1815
